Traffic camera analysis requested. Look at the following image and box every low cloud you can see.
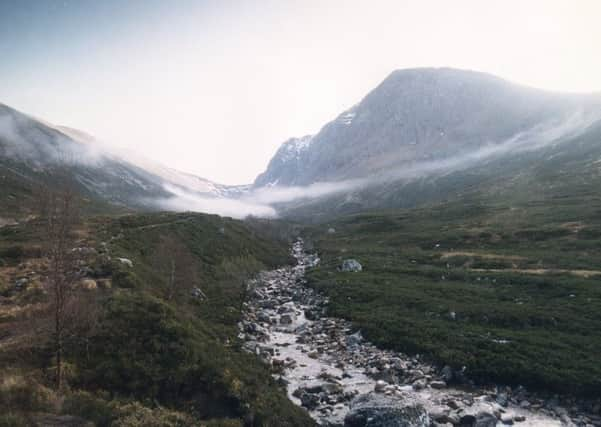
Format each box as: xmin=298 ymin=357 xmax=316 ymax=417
xmin=0 ymin=109 xmax=106 ymax=167
xmin=154 ymin=185 xmax=277 ymax=219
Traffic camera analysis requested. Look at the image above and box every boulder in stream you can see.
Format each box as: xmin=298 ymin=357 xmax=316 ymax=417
xmin=344 ymin=392 xmax=430 ymax=427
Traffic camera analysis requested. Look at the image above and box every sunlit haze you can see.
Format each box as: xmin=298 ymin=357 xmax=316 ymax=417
xmin=2 ymin=0 xmax=600 ymax=184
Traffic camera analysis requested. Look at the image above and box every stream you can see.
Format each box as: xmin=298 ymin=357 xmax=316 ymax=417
xmin=239 ymin=239 xmax=594 ymax=426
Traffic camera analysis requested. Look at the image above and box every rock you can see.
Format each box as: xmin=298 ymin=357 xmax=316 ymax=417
xmin=446 ymin=400 xmax=461 ymax=410
xmin=191 ymin=287 xmax=207 ymax=299
xmin=341 ymin=259 xmax=363 ymax=272
xmin=79 ymin=279 xmax=97 ymax=290
xmin=300 ymin=392 xmax=320 ymax=410
xmin=458 ymin=414 xmax=476 ymax=426
xmin=14 ymin=277 xmax=28 ymax=289
xmin=280 ymin=314 xmax=294 ymax=324
xmin=412 ymin=379 xmax=427 ymax=391
xmin=440 ymin=365 xmax=454 ymax=382
xmin=116 ymin=257 xmax=133 ymax=268
xmin=305 ymin=308 xmax=320 ymax=320
xmin=344 ymin=392 xmax=430 ymax=426
xmin=374 ymin=380 xmax=388 ymax=393
xmin=474 ymin=411 xmax=497 ymax=427
xmin=500 ymin=414 xmax=514 ymax=424
xmin=374 ymin=369 xmax=400 ymax=384
xmin=257 ymin=313 xmax=271 ymax=323
xmin=513 ymin=415 xmax=526 ymax=422
xmin=430 ymin=381 xmax=447 ymax=389
xmin=496 ymin=393 xmax=509 ymax=407
xmin=258 ymin=300 xmax=277 ymax=309
xmin=322 ymin=383 xmax=344 ymax=395
xmin=347 ymin=331 xmax=363 ymax=347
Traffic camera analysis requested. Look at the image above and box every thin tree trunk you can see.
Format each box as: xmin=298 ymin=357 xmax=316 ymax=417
xmin=168 ymin=259 xmax=176 ymax=300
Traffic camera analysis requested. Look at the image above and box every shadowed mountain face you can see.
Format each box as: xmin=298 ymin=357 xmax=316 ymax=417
xmin=255 ymin=68 xmax=601 ymax=188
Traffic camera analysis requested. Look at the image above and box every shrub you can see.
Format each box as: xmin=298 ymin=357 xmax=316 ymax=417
xmin=0 ymin=413 xmax=27 ymax=427
xmin=113 ymin=402 xmax=192 ymax=427
xmin=62 ymin=391 xmax=116 ymax=427
xmin=0 ymin=373 xmax=56 ymax=413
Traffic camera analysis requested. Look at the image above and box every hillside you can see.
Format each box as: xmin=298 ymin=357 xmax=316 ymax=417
xmin=303 ymin=186 xmax=601 ymax=398
xmin=0 ymin=103 xmax=244 ymax=221
xmin=0 ymin=211 xmax=313 ymax=426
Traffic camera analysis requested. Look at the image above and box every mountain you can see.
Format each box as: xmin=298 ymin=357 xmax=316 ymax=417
xmin=254 ymin=68 xmax=601 ymax=218
xmin=0 ymin=103 xmax=232 ymax=218
xmin=256 ymin=68 xmax=601 ymax=187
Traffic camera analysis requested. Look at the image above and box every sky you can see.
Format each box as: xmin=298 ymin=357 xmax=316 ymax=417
xmin=1 ymin=0 xmax=601 ymax=185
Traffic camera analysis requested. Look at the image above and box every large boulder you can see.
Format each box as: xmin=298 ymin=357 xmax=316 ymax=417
xmin=344 ymin=393 xmax=430 ymax=427
xmin=341 ymin=259 xmax=363 ymax=272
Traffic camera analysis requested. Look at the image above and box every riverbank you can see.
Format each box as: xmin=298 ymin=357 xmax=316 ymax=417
xmin=239 ymin=239 xmax=600 ymax=426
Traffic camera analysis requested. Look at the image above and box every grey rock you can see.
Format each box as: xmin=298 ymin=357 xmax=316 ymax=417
xmin=496 ymin=393 xmax=509 ymax=407
xmin=440 ymin=365 xmax=454 ymax=382
xmin=374 ymin=380 xmax=388 ymax=393
xmin=300 ymin=392 xmax=320 ymax=410
xmin=344 ymin=392 xmax=430 ymax=427
xmin=280 ymin=314 xmax=294 ymax=324
xmin=341 ymin=259 xmax=363 ymax=272
xmin=474 ymin=411 xmax=498 ymax=427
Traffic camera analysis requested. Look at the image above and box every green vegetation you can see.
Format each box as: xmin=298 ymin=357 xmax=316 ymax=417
xmin=305 ymin=193 xmax=601 ymax=397
xmin=0 ymin=212 xmax=313 ymax=426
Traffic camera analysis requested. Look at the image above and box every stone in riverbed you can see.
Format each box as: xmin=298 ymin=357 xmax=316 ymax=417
xmin=440 ymin=365 xmax=454 ymax=382
xmin=344 ymin=392 xmax=430 ymax=426
xmin=474 ymin=411 xmax=498 ymax=427
xmin=430 ymin=380 xmax=447 ymax=389
xmin=300 ymin=393 xmax=320 ymax=410
xmin=280 ymin=314 xmax=294 ymax=324
xmin=374 ymin=380 xmax=388 ymax=393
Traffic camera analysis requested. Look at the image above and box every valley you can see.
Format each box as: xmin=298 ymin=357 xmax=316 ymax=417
xmin=2 ymin=67 xmax=601 ymax=426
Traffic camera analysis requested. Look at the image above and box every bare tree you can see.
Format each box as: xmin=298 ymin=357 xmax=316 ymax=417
xmin=153 ymin=235 xmax=199 ymax=301
xmin=38 ymin=186 xmax=81 ymax=390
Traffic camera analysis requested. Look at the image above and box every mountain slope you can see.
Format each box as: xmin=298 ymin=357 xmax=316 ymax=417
xmin=255 ymin=68 xmax=601 ymax=188
xmin=0 ymin=103 xmax=238 ymax=218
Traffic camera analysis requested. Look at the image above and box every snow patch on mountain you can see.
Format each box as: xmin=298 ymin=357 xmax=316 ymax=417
xmin=280 ymin=135 xmax=314 ymax=162
xmin=339 ymin=110 xmax=356 ymax=125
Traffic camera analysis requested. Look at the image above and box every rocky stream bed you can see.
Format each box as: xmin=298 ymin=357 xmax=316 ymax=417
xmin=239 ymin=240 xmax=601 ymax=427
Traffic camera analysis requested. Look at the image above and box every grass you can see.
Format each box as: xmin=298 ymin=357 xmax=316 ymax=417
xmin=304 ymin=192 xmax=601 ymax=397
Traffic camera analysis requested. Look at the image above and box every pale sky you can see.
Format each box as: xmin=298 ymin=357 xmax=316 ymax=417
xmin=1 ymin=0 xmax=600 ymax=184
